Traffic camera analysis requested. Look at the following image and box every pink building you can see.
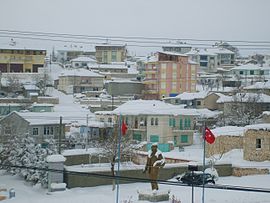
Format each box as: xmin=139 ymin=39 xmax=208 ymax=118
xmin=143 ymin=52 xmax=197 ymax=100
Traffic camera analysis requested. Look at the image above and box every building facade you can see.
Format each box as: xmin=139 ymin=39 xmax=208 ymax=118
xmin=143 ymin=52 xmax=197 ymax=100
xmin=95 ymin=45 xmax=127 ymax=64
xmin=0 ymin=47 xmax=46 ymax=73
xmin=0 ymin=112 xmax=65 ymax=145
xmin=57 ymin=69 xmax=104 ymax=94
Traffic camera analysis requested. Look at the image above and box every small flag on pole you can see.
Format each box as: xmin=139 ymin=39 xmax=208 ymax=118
xmin=121 ymin=121 xmax=128 ymax=135
xmin=204 ymin=127 xmax=215 ymax=144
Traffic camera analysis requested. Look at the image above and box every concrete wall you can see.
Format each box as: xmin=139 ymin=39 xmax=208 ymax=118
xmin=64 ymin=154 xmax=109 ymax=166
xmin=64 ymin=163 xmax=232 ymax=188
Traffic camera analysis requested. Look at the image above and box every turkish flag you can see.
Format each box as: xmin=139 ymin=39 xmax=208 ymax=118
xmin=121 ymin=121 xmax=128 ymax=135
xmin=205 ymin=127 xmax=215 ymax=144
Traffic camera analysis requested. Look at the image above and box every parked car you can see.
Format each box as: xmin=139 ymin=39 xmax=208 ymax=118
xmin=178 ymin=171 xmax=215 ymax=185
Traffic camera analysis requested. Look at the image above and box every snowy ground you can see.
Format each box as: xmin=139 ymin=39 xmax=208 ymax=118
xmin=0 ymin=170 xmax=270 ymax=203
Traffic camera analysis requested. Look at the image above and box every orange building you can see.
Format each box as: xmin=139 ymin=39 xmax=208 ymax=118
xmin=143 ymin=52 xmax=197 ymax=100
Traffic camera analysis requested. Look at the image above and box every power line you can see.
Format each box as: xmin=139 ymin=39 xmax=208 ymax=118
xmin=1 ymin=29 xmax=270 ymax=44
xmin=1 ymin=163 xmax=270 ymax=194
xmin=1 ymin=30 xmax=270 ymax=50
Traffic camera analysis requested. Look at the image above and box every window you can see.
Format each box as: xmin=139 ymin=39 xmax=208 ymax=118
xmin=200 ymin=55 xmax=208 ymax=61
xmin=150 ymin=135 xmax=159 ymax=142
xmin=184 ymin=118 xmax=191 ymax=128
xmin=151 ymin=118 xmax=154 ymax=126
xmin=181 ymin=135 xmax=188 ymax=143
xmin=108 ymin=118 xmax=112 ymax=123
xmin=33 ymin=128 xmax=39 ymax=136
xmin=239 ymin=71 xmax=244 ymax=75
xmin=161 ymin=82 xmax=166 ymax=89
xmin=44 ymin=126 xmax=54 ymax=135
xmin=179 ymin=119 xmax=183 ymax=130
xmin=200 ymin=62 xmax=208 ymax=67
xmin=111 ymin=51 xmax=117 ymax=62
xmin=256 ymin=138 xmax=262 ymax=149
xmin=250 ymin=70 xmax=254 ymax=75
xmin=133 ymin=133 xmax=142 ymax=141
xmin=172 ymin=64 xmax=177 ymax=79
xmin=197 ymin=101 xmax=201 ymax=106
xmin=169 ymin=118 xmax=176 ymax=127
xmin=172 ymin=82 xmax=177 ymax=90
xmin=155 ymin=118 xmax=158 ymax=125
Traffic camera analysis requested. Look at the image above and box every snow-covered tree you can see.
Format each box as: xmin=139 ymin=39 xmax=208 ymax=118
xmin=0 ymin=134 xmax=57 ymax=187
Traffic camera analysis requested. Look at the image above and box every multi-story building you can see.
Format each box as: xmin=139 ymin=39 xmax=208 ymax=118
xmin=55 ymin=45 xmax=95 ymax=63
xmin=0 ymin=47 xmax=46 ymax=73
xmin=57 ymin=69 xmax=104 ymax=94
xmin=95 ymin=45 xmax=127 ymax=64
xmin=143 ymin=51 xmax=197 ymax=100
xmin=187 ymin=48 xmax=235 ymax=73
xmin=162 ymin=43 xmax=192 ymax=54
xmin=229 ymin=64 xmax=270 ymax=86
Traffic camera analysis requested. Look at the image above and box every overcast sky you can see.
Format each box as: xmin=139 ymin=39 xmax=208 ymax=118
xmin=1 ymin=0 xmax=270 ymax=55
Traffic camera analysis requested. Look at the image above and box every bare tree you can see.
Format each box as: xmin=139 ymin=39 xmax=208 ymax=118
xmin=225 ymin=92 xmax=262 ymax=126
xmin=6 ymin=75 xmax=22 ymax=94
xmin=92 ymin=121 xmax=135 ymax=190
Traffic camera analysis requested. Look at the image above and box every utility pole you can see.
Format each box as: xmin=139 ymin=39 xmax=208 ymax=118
xmin=58 ymin=116 xmax=62 ymax=154
xmin=202 ymin=121 xmax=206 ymax=203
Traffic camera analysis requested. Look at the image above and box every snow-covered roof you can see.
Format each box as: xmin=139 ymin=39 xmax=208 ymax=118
xmin=188 ymin=59 xmax=198 ymax=65
xmin=211 ymin=126 xmax=245 ymax=137
xmin=231 ymin=64 xmax=262 ymax=71
xmin=59 ymin=69 xmax=103 ymax=77
xmin=31 ymin=103 xmax=54 ymax=107
xmin=209 ymin=48 xmax=234 ymax=54
xmin=0 ymin=45 xmax=46 ymax=51
xmin=245 ymin=123 xmax=270 ymax=131
xmin=87 ymin=63 xmax=128 ymax=70
xmin=56 ymin=45 xmax=95 ymax=52
xmin=162 ymin=43 xmax=192 ymax=48
xmin=174 ymin=91 xmax=209 ymax=100
xmin=98 ymin=100 xmax=220 ymax=118
xmin=217 ymin=93 xmax=270 ymax=103
xmin=95 ymin=44 xmax=126 ymax=47
xmin=158 ymin=51 xmax=188 ymax=57
xmin=71 ymin=56 xmax=97 ymax=63
xmin=244 ymin=81 xmax=270 ymax=90
xmin=146 ymin=55 xmax=158 ymax=63
xmin=46 ymin=155 xmax=66 ymax=163
xmin=23 ymin=84 xmax=40 ymax=90
xmin=186 ymin=48 xmax=234 ymax=56
xmin=104 ymin=79 xmax=142 ymax=84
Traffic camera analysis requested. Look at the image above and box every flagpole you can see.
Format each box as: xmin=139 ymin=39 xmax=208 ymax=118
xmin=116 ymin=115 xmax=122 ymax=203
xmin=202 ymin=122 xmax=206 ymax=203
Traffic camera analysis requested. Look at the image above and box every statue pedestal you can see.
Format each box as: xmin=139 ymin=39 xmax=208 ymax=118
xmin=137 ymin=189 xmax=170 ymax=202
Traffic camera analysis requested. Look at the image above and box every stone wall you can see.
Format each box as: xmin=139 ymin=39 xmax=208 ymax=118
xmin=206 ymin=135 xmax=243 ymax=157
xmin=243 ymin=129 xmax=270 ymax=161
xmin=232 ymin=167 xmax=269 ymax=177
xmin=37 ymin=97 xmax=59 ymax=104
